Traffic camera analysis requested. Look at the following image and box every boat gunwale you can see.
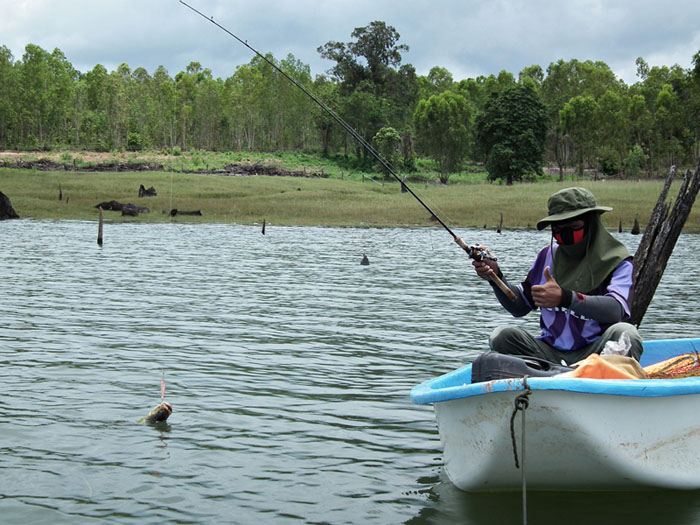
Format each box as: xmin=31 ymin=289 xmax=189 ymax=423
xmin=411 ymin=337 xmax=700 ymax=405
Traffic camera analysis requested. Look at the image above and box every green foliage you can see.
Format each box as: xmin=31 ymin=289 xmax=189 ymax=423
xmin=2 ymin=37 xmax=700 ymax=179
xmin=414 ymin=91 xmax=472 ymax=183
xmin=372 ymin=126 xmax=402 ymax=174
xmin=476 ymin=84 xmax=548 ymax=184
xmin=318 ymin=21 xmax=418 ymax=150
xmin=559 ymin=95 xmax=600 ymax=175
xmin=597 ymin=147 xmax=621 ymax=177
xmin=127 ymin=132 xmax=143 ymax=152
xmin=623 ymin=144 xmax=648 ymax=178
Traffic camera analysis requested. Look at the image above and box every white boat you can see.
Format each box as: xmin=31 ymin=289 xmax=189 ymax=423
xmin=410 ymin=337 xmax=700 ymax=492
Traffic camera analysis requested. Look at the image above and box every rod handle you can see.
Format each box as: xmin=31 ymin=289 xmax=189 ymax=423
xmin=455 ymin=237 xmax=516 ymax=300
xmin=488 ymin=272 xmax=517 ymax=300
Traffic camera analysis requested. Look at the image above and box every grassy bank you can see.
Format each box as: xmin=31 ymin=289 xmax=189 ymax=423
xmin=1 ymin=166 xmax=698 ymax=232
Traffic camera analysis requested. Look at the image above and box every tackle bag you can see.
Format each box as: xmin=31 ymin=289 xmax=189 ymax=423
xmin=471 ymin=352 xmax=573 ymax=383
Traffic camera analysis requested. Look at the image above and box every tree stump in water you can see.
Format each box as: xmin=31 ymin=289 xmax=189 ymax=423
xmin=0 ymin=191 xmax=19 ymax=220
xmin=630 ymin=161 xmax=700 ymax=326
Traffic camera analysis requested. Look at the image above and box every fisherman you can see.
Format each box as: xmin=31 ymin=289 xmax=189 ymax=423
xmin=472 ymin=187 xmax=643 ymax=365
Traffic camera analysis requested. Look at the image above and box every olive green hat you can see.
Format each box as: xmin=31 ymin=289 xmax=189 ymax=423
xmin=536 ymin=187 xmax=612 ymax=230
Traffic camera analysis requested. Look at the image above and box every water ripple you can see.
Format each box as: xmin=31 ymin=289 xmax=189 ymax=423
xmin=1 ymin=220 xmax=698 ymax=524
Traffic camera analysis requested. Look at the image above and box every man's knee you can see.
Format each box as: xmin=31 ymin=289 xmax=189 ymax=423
xmin=489 ymin=326 xmax=526 ymax=354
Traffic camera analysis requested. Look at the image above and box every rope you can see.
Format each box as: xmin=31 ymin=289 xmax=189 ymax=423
xmin=510 ymin=376 xmax=531 ymax=525
xmin=510 ymin=376 xmax=531 ymax=468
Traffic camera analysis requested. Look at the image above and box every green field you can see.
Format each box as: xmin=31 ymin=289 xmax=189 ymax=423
xmin=1 ymin=166 xmax=698 ymax=232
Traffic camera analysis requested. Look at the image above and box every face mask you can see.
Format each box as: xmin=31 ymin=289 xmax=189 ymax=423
xmin=553 ymin=224 xmax=585 ymax=245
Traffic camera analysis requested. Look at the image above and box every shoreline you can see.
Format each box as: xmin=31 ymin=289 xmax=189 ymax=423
xmin=1 ymin=156 xmax=698 ymax=232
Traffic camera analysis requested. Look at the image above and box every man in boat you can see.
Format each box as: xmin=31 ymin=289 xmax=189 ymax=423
xmin=472 ymin=187 xmax=643 ymax=365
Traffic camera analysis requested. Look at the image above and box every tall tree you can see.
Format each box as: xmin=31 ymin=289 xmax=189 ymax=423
xmin=318 ymin=20 xmax=408 ymax=93
xmin=82 ymin=64 xmax=110 ymax=149
xmin=541 ymin=59 xmax=622 ymax=177
xmin=318 ymin=21 xmax=417 ymax=161
xmin=175 ymin=61 xmax=204 ymax=150
xmin=417 ymin=66 xmax=454 ymax=101
xmin=19 ymin=44 xmax=77 ymax=149
xmin=475 ymin=83 xmax=548 ymax=185
xmin=559 ymin=95 xmax=600 ymax=176
xmin=414 ymin=91 xmax=472 ymax=182
xmin=0 ymin=46 xmax=18 ymax=148
xmin=596 ymin=89 xmax=630 ymax=176
xmin=152 ymin=66 xmax=177 ymax=148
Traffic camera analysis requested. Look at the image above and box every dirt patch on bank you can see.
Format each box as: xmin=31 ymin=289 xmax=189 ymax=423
xmin=0 ymin=151 xmax=328 ymax=178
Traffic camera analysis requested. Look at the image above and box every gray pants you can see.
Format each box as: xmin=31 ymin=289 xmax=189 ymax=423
xmin=489 ymin=322 xmax=643 ymax=366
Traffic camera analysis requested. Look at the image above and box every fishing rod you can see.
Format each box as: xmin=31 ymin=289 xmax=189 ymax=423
xmin=179 ymin=1 xmax=515 ymax=299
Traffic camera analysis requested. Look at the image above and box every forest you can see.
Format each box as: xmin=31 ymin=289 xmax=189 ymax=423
xmin=1 ymin=20 xmax=700 ymax=183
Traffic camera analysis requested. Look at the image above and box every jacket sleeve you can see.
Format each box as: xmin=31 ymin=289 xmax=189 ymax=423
xmin=559 ymin=259 xmax=633 ymax=323
xmin=490 ymin=271 xmax=532 ymax=317
xmin=564 ymin=292 xmax=625 ymax=323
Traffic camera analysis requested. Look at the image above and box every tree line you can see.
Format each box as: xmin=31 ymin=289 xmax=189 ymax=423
xmin=1 ymin=21 xmax=700 ymax=184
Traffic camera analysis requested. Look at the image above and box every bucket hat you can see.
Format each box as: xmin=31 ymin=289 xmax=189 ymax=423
xmin=536 ymin=187 xmax=612 ymax=230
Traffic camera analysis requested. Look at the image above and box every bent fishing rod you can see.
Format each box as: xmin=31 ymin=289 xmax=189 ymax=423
xmin=179 ymin=1 xmax=515 ymax=299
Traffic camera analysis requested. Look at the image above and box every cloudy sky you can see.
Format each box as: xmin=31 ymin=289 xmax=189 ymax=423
xmin=2 ymin=0 xmax=699 ymax=85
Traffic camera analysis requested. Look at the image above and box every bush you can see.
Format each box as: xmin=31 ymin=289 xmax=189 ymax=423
xmin=598 ymin=148 xmax=621 ymax=177
xmin=24 ymin=135 xmax=40 ymax=151
xmin=623 ymin=145 xmax=647 ymax=178
xmin=127 ymin=132 xmax=143 ymax=152
xmin=373 ymin=127 xmax=402 ymax=175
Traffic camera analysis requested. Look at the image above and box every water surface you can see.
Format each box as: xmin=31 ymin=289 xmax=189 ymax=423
xmin=1 ymin=221 xmax=699 ymax=524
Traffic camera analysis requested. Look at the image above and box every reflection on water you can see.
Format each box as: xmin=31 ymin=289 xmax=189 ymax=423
xmin=1 ymin=220 xmax=698 ymax=524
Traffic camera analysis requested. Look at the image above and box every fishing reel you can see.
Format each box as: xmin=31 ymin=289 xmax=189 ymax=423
xmin=468 ymin=244 xmax=498 ymax=262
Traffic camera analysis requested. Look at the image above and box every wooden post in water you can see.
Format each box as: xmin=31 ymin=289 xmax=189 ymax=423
xmin=630 ymin=161 xmax=700 ymax=326
xmin=97 ymin=207 xmax=104 ymax=246
xmin=262 ymin=218 xmax=266 ymax=235
xmin=631 ymin=218 xmax=640 ymax=235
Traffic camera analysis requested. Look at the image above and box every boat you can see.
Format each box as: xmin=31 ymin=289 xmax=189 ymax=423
xmin=410 ymin=337 xmax=700 ymax=492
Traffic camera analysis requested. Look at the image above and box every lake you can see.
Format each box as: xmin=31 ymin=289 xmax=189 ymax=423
xmin=1 ymin=220 xmax=699 ymax=524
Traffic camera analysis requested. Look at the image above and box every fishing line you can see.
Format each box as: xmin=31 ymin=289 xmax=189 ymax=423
xmin=179 ymin=1 xmax=515 ymax=298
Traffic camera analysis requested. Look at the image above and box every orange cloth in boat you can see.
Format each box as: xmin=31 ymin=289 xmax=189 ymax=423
xmin=569 ymin=354 xmax=648 ymax=379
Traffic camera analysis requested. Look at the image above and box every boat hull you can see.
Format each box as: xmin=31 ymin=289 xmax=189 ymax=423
xmin=412 ymin=337 xmax=700 ymax=492
xmin=435 ymin=388 xmax=700 ymax=491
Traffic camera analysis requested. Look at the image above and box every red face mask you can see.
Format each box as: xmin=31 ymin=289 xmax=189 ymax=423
xmin=553 ymin=225 xmax=585 ymax=245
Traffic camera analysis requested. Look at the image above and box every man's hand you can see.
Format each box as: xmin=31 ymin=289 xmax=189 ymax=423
xmin=531 ymin=266 xmax=563 ymax=308
xmin=472 ymin=258 xmax=500 ymax=281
